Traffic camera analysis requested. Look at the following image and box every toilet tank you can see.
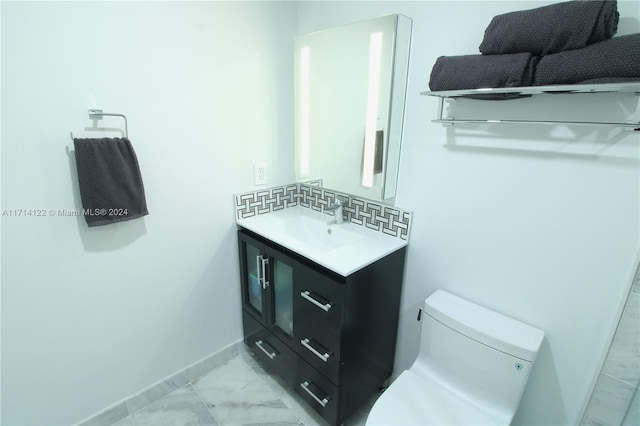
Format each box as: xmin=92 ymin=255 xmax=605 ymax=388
xmin=413 ymin=290 xmax=545 ymax=424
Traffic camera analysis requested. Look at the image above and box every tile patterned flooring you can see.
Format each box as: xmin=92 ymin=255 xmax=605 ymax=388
xmin=109 ymin=351 xmax=377 ymax=426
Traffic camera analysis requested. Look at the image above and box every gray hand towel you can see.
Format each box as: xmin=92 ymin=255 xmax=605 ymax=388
xmin=73 ymin=137 xmax=149 ymax=227
xmin=479 ymin=0 xmax=619 ymax=56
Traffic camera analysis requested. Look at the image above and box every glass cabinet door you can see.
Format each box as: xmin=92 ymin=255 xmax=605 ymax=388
xmin=240 ymin=235 xmax=264 ymax=317
xmin=246 ymin=244 xmax=263 ymax=314
xmin=238 ymin=230 xmax=296 ymax=338
xmin=270 ymin=253 xmax=294 ymax=339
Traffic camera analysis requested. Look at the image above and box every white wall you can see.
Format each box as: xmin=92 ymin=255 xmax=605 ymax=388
xmin=296 ymin=1 xmax=640 ymax=425
xmin=0 ymin=2 xmax=295 ymax=425
xmin=3 ymin=1 xmax=639 ymax=425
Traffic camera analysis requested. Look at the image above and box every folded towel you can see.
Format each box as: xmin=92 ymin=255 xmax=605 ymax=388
xmin=479 ymin=0 xmax=619 ymax=56
xmin=534 ymin=33 xmax=640 ymax=85
xmin=429 ymin=53 xmax=538 ymax=99
xmin=73 ymin=137 xmax=149 ymax=227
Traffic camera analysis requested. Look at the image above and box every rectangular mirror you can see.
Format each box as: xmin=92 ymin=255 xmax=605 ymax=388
xmin=294 ymin=14 xmax=412 ymax=203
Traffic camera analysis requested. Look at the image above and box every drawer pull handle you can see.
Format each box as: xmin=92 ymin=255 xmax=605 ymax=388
xmin=255 ymin=340 xmax=277 ymax=360
xmin=300 ymin=381 xmax=329 ymax=407
xmin=300 ymin=291 xmax=332 ymax=312
xmin=301 ymin=338 xmax=331 ymax=362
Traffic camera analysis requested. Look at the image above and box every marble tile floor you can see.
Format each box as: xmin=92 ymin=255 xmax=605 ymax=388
xmin=109 ymin=351 xmax=379 ymax=426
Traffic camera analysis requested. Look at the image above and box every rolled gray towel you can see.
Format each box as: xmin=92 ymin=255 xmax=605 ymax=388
xmin=429 ymin=53 xmax=538 ymax=97
xmin=534 ymin=33 xmax=640 ymax=85
xmin=480 ymin=0 xmax=619 ymax=56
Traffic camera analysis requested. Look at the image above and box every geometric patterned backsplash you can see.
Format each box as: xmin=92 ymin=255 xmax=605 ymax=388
xmin=234 ymin=183 xmax=300 ymax=217
xmin=234 ymin=181 xmax=412 ymax=241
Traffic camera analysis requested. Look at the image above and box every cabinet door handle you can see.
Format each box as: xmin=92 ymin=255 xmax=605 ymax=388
xmin=255 ymin=340 xmax=277 ymax=360
xmin=256 ymin=255 xmax=269 ymax=289
xmin=300 ymin=381 xmax=329 ymax=407
xmin=256 ymin=255 xmax=262 ymax=287
xmin=300 ymin=291 xmax=332 ymax=312
xmin=301 ymin=338 xmax=331 ymax=362
xmin=261 ymin=257 xmax=269 ymax=289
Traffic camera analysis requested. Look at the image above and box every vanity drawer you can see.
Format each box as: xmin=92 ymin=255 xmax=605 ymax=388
xmin=295 ymin=262 xmax=345 ymax=320
xmin=296 ymin=358 xmax=340 ymax=426
xmin=242 ymin=312 xmax=297 ymax=387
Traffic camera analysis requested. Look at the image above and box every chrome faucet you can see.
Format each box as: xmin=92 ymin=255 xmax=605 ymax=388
xmin=326 ymin=198 xmax=345 ymax=224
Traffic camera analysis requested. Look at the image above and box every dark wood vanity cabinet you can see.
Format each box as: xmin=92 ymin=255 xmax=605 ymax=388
xmin=238 ymin=228 xmax=406 ymax=426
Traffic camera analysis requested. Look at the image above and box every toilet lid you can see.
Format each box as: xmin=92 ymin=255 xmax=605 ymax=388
xmin=366 ymin=369 xmax=505 ymax=425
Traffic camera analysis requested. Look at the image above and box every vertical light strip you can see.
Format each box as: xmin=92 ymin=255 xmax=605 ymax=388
xmin=362 ymin=32 xmax=383 ymax=188
xmin=300 ymin=47 xmax=310 ymax=177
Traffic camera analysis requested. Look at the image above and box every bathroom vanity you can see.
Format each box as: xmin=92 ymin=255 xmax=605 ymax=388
xmin=236 ymin=207 xmax=407 ymax=425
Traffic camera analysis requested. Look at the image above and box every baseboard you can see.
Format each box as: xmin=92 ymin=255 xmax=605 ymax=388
xmin=76 ymin=339 xmax=246 ymax=426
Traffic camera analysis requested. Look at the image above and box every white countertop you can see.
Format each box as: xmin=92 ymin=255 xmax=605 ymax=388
xmin=236 ymin=206 xmax=407 ymax=277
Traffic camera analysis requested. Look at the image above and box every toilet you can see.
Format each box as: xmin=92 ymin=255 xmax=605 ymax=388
xmin=366 ymin=290 xmax=544 ymax=425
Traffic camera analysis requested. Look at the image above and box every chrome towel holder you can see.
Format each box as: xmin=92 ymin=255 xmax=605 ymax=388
xmin=422 ymin=82 xmax=640 ymax=131
xmin=70 ymin=108 xmax=129 ymax=141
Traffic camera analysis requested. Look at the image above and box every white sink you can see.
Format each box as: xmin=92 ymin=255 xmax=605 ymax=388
xmin=284 ymin=214 xmax=364 ymax=250
xmin=236 ymin=206 xmax=407 ymax=276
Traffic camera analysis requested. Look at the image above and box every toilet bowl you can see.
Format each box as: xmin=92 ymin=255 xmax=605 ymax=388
xmin=366 ymin=290 xmax=544 ymax=425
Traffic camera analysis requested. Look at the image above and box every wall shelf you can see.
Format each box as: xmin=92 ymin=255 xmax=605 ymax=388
xmin=421 ymin=82 xmax=640 ymax=131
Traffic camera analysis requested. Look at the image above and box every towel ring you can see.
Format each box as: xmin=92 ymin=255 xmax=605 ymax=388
xmin=70 ymin=109 xmax=129 ymax=141
xmin=89 ymin=109 xmax=128 ymax=138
